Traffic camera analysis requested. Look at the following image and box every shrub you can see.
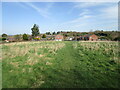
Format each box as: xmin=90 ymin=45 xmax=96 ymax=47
xmin=0 ymin=38 xmax=2 ymax=41
xmin=2 ymin=37 xmax=6 ymax=41
xmin=99 ymin=36 xmax=109 ymax=40
xmin=114 ymin=37 xmax=120 ymax=41
xmin=42 ymin=34 xmax=46 ymax=38
xmin=23 ymin=34 xmax=28 ymax=41
xmin=2 ymin=34 xmax=7 ymax=37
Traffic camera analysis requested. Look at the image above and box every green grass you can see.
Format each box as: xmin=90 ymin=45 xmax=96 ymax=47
xmin=2 ymin=41 xmax=120 ymax=88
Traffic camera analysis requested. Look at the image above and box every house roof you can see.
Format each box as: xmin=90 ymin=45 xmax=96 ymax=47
xmin=83 ymin=34 xmax=96 ymax=37
xmin=55 ymin=34 xmax=63 ymax=37
xmin=46 ymin=35 xmax=55 ymax=37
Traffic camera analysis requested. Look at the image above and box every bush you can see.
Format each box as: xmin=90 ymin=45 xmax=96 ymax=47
xmin=42 ymin=34 xmax=46 ymax=38
xmin=114 ymin=37 xmax=120 ymax=41
xmin=0 ymin=38 xmax=2 ymax=41
xmin=2 ymin=34 xmax=7 ymax=37
xmin=23 ymin=34 xmax=28 ymax=41
xmin=99 ymin=36 xmax=109 ymax=40
xmin=2 ymin=37 xmax=6 ymax=41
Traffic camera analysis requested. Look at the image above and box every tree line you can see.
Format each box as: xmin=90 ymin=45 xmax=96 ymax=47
xmin=1 ymin=24 xmax=120 ymax=41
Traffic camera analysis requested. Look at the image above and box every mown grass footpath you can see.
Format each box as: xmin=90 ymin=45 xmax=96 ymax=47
xmin=2 ymin=41 xmax=120 ymax=88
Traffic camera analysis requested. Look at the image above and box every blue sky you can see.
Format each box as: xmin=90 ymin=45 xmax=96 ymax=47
xmin=2 ymin=2 xmax=118 ymax=35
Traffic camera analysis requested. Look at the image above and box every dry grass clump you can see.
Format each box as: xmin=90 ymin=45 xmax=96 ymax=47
xmin=78 ymin=41 xmax=118 ymax=53
xmin=9 ymin=62 xmax=19 ymax=68
xmin=2 ymin=41 xmax=65 ymax=74
xmin=31 ymin=80 xmax=45 ymax=88
xmin=2 ymin=41 xmax=65 ymax=59
xmin=110 ymin=57 xmax=120 ymax=64
xmin=25 ymin=59 xmax=38 ymax=66
xmin=72 ymin=43 xmax=78 ymax=49
xmin=24 ymin=54 xmax=45 ymax=66
xmin=31 ymin=75 xmax=45 ymax=88
xmin=46 ymin=61 xmax=52 ymax=65
xmin=21 ymin=68 xmax=33 ymax=73
xmin=79 ymin=42 xmax=101 ymax=51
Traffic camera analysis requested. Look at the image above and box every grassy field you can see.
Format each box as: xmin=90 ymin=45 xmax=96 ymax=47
xmin=1 ymin=41 xmax=120 ymax=88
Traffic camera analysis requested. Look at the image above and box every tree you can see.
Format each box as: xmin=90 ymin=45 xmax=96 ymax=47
xmin=57 ymin=31 xmax=60 ymax=34
xmin=99 ymin=36 xmax=109 ymax=40
xmin=52 ymin=32 xmax=56 ymax=35
xmin=73 ymin=33 xmax=76 ymax=36
xmin=114 ymin=36 xmax=120 ymax=41
xmin=81 ymin=32 xmax=88 ymax=35
xmin=42 ymin=34 xmax=46 ymax=38
xmin=31 ymin=24 xmax=40 ymax=37
xmin=23 ymin=34 xmax=28 ymax=41
xmin=46 ymin=32 xmax=51 ymax=35
xmin=63 ymin=33 xmax=69 ymax=37
xmin=2 ymin=33 xmax=7 ymax=37
xmin=76 ymin=33 xmax=81 ymax=36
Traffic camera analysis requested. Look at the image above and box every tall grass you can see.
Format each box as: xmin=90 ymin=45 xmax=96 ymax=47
xmin=2 ymin=41 xmax=120 ymax=88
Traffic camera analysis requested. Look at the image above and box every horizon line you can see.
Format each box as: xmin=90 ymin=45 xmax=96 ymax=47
xmin=1 ymin=30 xmax=119 ymax=35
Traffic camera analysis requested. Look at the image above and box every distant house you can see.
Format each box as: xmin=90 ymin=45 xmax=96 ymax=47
xmin=35 ymin=36 xmax=40 ymax=38
xmin=84 ymin=34 xmax=98 ymax=41
xmin=68 ymin=37 xmax=73 ymax=41
xmin=33 ymin=36 xmax=41 ymax=41
xmin=77 ymin=34 xmax=98 ymax=41
xmin=55 ymin=35 xmax=64 ymax=41
xmin=7 ymin=37 xmax=16 ymax=42
xmin=77 ymin=36 xmax=83 ymax=41
xmin=65 ymin=36 xmax=74 ymax=41
xmin=46 ymin=35 xmax=55 ymax=40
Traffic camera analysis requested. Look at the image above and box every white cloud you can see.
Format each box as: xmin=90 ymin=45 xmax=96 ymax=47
xmin=59 ymin=14 xmax=92 ymax=31
xmin=60 ymin=2 xmax=118 ymax=31
xmin=100 ymin=5 xmax=118 ymax=19
xmin=2 ymin=1 xmax=118 ymax=33
xmin=79 ymin=9 xmax=92 ymax=17
xmin=16 ymin=2 xmax=54 ymax=19
xmin=36 ymin=2 xmax=117 ymax=31
xmin=64 ymin=8 xmax=92 ymax=24
xmin=25 ymin=2 xmax=51 ymax=18
xmin=74 ymin=2 xmax=105 ymax=8
xmin=62 ymin=15 xmax=91 ymax=25
xmin=16 ymin=2 xmax=29 ymax=9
